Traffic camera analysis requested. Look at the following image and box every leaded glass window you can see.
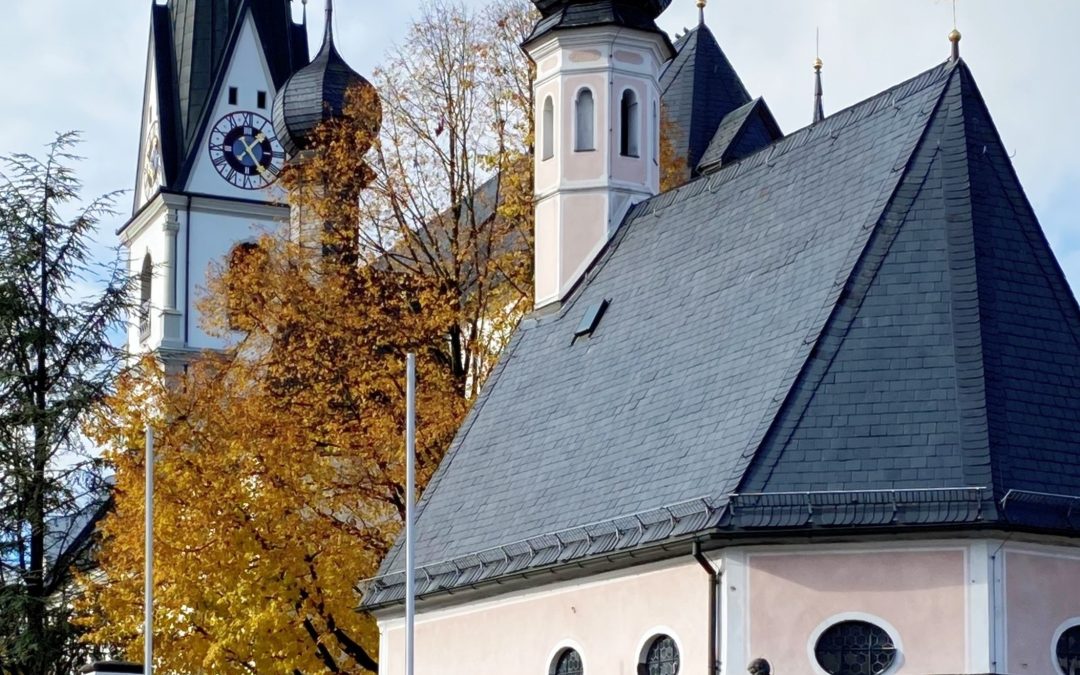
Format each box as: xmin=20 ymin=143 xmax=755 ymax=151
xmin=642 ymin=635 xmax=679 ymax=675
xmin=1059 ymin=625 xmax=1080 ymax=675
xmin=814 ymin=620 xmax=897 ymax=675
xmin=552 ymin=648 xmax=583 ymax=675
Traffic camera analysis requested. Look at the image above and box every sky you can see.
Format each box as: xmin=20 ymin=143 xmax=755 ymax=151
xmin=0 ymin=0 xmax=1077 ymax=289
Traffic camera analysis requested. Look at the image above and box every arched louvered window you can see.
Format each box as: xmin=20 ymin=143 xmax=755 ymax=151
xmin=542 ymin=96 xmax=555 ymax=160
xmin=227 ymin=242 xmax=261 ymax=330
xmin=814 ymin=620 xmax=897 ymax=675
xmin=639 ymin=635 xmax=679 ymax=675
xmin=574 ymin=88 xmax=594 ymax=152
xmin=620 ymin=88 xmax=640 ymax=157
xmin=550 ymin=648 xmax=583 ymax=675
xmin=1058 ymin=624 xmax=1080 ymax=675
xmin=139 ymin=252 xmax=152 ymax=340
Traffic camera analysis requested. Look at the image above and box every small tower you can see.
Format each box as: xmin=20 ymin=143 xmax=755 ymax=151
xmin=524 ymin=0 xmax=675 ymax=308
xmin=272 ymin=0 xmax=381 ymax=256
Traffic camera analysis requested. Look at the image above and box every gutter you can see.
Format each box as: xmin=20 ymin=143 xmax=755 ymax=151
xmin=692 ymin=541 xmax=720 ymax=675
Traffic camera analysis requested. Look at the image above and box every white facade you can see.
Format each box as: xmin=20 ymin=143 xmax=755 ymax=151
xmin=124 ymin=10 xmax=292 ymax=361
xmin=526 ymin=27 xmax=671 ymax=308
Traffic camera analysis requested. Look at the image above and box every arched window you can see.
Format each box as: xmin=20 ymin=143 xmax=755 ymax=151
xmin=542 ymin=96 xmax=555 ymax=160
xmin=814 ymin=620 xmax=897 ymax=675
xmin=1057 ymin=624 xmax=1080 ymax=675
xmin=574 ymin=88 xmax=594 ymax=152
xmin=640 ymin=635 xmax=679 ymax=675
xmin=139 ymin=252 xmax=152 ymax=340
xmin=550 ymin=648 xmax=583 ymax=675
xmin=620 ymin=89 xmax=640 ymax=157
xmin=227 ymin=242 xmax=261 ymax=330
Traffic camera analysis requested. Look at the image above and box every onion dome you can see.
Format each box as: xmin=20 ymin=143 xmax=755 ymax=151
xmin=272 ymin=0 xmax=381 ymax=158
xmin=524 ymin=0 xmax=674 ymax=54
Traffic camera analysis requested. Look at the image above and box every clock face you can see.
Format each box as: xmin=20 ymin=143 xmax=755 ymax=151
xmin=208 ymin=111 xmax=284 ymax=190
xmin=143 ymin=121 xmax=163 ymax=195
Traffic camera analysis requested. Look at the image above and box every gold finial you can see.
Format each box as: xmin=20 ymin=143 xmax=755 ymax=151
xmin=813 ymin=56 xmax=823 ymax=72
xmin=696 ymin=0 xmax=705 ymax=8
xmin=949 ymin=28 xmax=961 ymax=60
xmin=949 ymin=28 xmax=962 ymax=43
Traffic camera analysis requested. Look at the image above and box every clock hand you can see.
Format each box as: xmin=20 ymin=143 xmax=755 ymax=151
xmin=236 ymin=136 xmax=271 ymax=176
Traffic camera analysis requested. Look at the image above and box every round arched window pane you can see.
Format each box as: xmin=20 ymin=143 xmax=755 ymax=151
xmin=644 ymin=635 xmax=680 ymax=675
xmin=1058 ymin=625 xmax=1080 ymax=675
xmin=552 ymin=648 xmax=583 ymax=675
xmin=814 ymin=620 xmax=896 ymax=675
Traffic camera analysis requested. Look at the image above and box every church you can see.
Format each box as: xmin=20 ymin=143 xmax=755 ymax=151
xmin=101 ymin=0 xmax=1080 ymax=674
xmin=361 ymin=1 xmax=1080 ymax=675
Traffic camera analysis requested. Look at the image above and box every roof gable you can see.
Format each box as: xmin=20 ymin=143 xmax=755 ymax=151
xmin=365 ymin=60 xmax=1080 ymax=607
xmin=659 ymin=22 xmax=752 ymax=172
xmin=696 ymin=97 xmax=782 ymax=174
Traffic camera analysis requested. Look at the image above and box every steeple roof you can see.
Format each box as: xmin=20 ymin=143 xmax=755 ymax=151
xmin=364 ymin=58 xmax=1080 ymax=608
xmin=148 ymin=0 xmax=308 ymax=189
xmin=659 ymin=20 xmax=753 ymax=173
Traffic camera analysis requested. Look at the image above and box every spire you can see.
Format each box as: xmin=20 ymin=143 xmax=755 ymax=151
xmin=696 ymin=0 xmax=705 ymax=25
xmin=323 ymin=0 xmax=334 ymax=46
xmin=949 ymin=0 xmax=961 ymax=61
xmin=813 ymin=29 xmax=824 ymax=124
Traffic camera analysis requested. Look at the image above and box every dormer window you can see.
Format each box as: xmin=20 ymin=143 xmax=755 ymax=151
xmin=620 ymin=89 xmax=640 ymax=157
xmin=542 ymin=96 xmax=555 ymax=160
xmin=574 ymin=88 xmax=594 ymax=152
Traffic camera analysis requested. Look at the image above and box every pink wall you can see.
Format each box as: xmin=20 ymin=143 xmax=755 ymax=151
xmin=1006 ymin=550 xmax=1080 ymax=673
xmin=380 ymin=561 xmax=708 ymax=675
xmin=747 ymin=549 xmax=967 ymax=673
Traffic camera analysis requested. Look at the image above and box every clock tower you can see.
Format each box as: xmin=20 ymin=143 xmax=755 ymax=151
xmin=121 ymin=0 xmax=309 ymax=361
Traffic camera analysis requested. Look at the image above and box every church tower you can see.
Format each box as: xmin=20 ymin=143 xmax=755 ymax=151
xmin=121 ymin=0 xmax=309 ymax=361
xmin=523 ymin=0 xmax=674 ymax=308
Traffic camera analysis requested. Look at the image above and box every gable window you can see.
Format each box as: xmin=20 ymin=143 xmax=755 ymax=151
xmin=814 ymin=620 xmax=897 ymax=675
xmin=620 ymin=88 xmax=640 ymax=157
xmin=257 ymin=90 xmax=268 ymax=109
xmin=542 ymin=96 xmax=555 ymax=160
xmin=574 ymin=88 xmax=594 ymax=151
xmin=228 ymin=87 xmax=238 ymax=105
xmin=139 ymin=252 xmax=152 ymax=340
xmin=640 ymin=635 xmax=679 ymax=675
xmin=1057 ymin=624 xmax=1080 ymax=675
xmin=550 ymin=648 xmax=583 ymax=675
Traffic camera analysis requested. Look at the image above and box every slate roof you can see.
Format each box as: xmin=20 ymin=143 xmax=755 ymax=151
xmin=659 ymin=20 xmax=753 ymax=173
xmin=524 ymin=0 xmax=674 ymax=52
xmin=272 ymin=2 xmax=378 ymax=158
xmin=363 ymin=57 xmax=1080 ymax=608
xmin=147 ymin=0 xmax=308 ymax=196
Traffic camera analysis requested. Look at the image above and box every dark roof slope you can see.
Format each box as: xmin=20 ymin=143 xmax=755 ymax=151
xmin=696 ymin=97 xmax=782 ymax=174
xmin=364 ymin=59 xmax=1080 ymax=607
xmin=659 ymin=21 xmax=753 ymax=172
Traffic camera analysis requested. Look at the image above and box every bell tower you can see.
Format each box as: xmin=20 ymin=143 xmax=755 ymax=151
xmin=524 ymin=0 xmax=674 ymax=308
xmin=121 ymin=0 xmax=309 ymax=361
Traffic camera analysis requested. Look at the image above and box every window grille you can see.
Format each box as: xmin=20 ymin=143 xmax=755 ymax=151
xmin=814 ymin=620 xmax=897 ymax=675
xmin=552 ymin=648 xmax=583 ymax=675
xmin=1058 ymin=625 xmax=1080 ymax=675
xmin=641 ymin=635 xmax=679 ymax=675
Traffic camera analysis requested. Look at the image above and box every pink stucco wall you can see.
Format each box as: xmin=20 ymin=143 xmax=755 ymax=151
xmin=380 ymin=561 xmax=708 ymax=675
xmin=1006 ymin=550 xmax=1080 ymax=674
xmin=747 ymin=549 xmax=967 ymax=674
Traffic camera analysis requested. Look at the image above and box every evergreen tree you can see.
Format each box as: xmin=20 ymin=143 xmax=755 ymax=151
xmin=0 ymin=133 xmax=129 ymax=674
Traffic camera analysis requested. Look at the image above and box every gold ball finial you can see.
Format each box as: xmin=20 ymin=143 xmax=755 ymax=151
xmin=696 ymin=0 xmax=706 ymax=9
xmin=949 ymin=28 xmax=962 ymax=43
xmin=813 ymin=56 xmax=823 ymax=72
